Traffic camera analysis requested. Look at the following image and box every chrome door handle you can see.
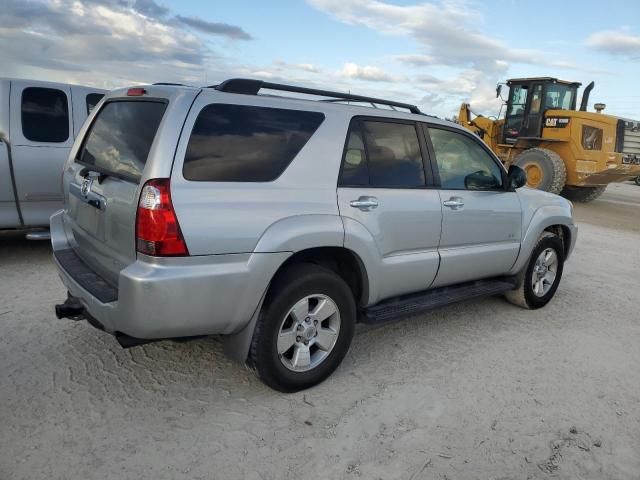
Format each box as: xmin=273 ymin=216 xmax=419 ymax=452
xmin=350 ymin=196 xmax=379 ymax=211
xmin=443 ymin=197 xmax=464 ymax=209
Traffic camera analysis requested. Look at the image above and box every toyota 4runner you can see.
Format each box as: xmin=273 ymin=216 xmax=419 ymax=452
xmin=51 ymin=79 xmax=577 ymax=392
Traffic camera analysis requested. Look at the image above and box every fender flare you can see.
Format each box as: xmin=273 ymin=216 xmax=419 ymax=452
xmin=223 ymin=214 xmax=347 ymax=363
xmin=510 ymin=205 xmax=573 ymax=275
xmin=253 ymin=214 xmax=344 ymax=252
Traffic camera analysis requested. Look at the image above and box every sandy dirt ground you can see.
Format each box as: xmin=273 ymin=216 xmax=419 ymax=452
xmin=1 ymin=182 xmax=639 ymax=480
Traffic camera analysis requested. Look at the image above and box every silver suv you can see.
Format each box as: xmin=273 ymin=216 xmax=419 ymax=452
xmin=52 ymin=79 xmax=577 ymax=392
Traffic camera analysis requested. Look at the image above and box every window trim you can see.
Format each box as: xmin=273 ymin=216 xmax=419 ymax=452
xmin=74 ymin=97 xmax=169 ymax=184
xmin=182 ymin=102 xmax=326 ymax=183
xmin=338 ymin=115 xmax=435 ymax=189
xmin=424 ymin=123 xmax=510 ymax=192
xmin=85 ymin=93 xmax=105 ymax=116
xmin=20 ymin=86 xmax=70 ymax=144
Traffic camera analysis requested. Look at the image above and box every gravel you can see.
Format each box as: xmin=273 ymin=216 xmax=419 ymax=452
xmin=1 ymin=182 xmax=639 ymax=480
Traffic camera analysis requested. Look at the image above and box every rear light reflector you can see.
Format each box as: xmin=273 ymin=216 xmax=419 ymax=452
xmin=127 ymin=87 xmax=146 ymax=96
xmin=136 ymin=179 xmax=188 ymax=256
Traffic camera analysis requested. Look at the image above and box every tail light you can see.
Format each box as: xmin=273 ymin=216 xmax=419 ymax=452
xmin=136 ymin=179 xmax=189 ymax=256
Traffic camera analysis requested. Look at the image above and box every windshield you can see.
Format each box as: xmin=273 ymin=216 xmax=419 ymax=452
xmin=77 ymin=100 xmax=166 ymax=182
xmin=545 ymin=84 xmax=575 ymax=110
xmin=506 ymin=85 xmax=528 ymax=117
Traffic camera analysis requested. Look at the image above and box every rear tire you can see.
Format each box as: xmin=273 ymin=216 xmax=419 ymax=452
xmin=504 ymin=232 xmax=565 ymax=310
xmin=634 ymin=176 xmax=640 ymax=186
xmin=249 ymin=263 xmax=356 ymax=392
xmin=561 ymin=185 xmax=606 ymax=203
xmin=513 ymin=148 xmax=566 ymax=194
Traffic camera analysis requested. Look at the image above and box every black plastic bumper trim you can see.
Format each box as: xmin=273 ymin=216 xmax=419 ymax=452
xmin=54 ymin=248 xmax=118 ymax=303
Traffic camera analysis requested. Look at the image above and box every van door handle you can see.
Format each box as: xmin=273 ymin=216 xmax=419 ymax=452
xmin=443 ymin=197 xmax=464 ymax=209
xmin=350 ymin=196 xmax=379 ymax=211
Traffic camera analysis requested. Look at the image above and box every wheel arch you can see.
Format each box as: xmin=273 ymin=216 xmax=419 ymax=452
xmin=544 ymin=224 xmax=572 ymax=260
xmin=510 ymin=205 xmax=574 ymax=275
xmin=223 ymin=244 xmax=370 ymax=364
xmin=267 ymin=246 xmax=370 ymax=307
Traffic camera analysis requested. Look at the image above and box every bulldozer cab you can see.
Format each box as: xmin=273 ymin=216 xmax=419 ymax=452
xmin=502 ymin=77 xmax=581 ymax=144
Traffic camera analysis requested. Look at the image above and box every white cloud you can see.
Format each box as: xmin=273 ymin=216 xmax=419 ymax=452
xmin=586 ymin=30 xmax=640 ymax=58
xmin=340 ymin=63 xmax=404 ymax=82
xmin=395 ymin=54 xmax=437 ymax=67
xmin=307 ymin=0 xmax=543 ymax=71
xmin=307 ymin=0 xmax=599 ymax=117
xmin=0 ymin=0 xmax=249 ymax=87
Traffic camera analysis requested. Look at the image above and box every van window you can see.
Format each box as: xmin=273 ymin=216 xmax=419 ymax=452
xmin=77 ymin=101 xmax=166 ymax=182
xmin=86 ymin=93 xmax=104 ymax=115
xmin=183 ymin=104 xmax=325 ymax=182
xmin=21 ymin=87 xmax=69 ymax=143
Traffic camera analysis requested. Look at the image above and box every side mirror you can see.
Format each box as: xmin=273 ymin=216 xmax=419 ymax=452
xmin=496 ymin=84 xmax=502 ymax=99
xmin=508 ymin=164 xmax=527 ymax=189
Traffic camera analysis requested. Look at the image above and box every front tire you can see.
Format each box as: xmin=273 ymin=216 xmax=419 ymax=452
xmin=504 ymin=232 xmax=565 ymax=309
xmin=561 ymin=185 xmax=606 ymax=203
xmin=513 ymin=148 xmax=567 ymax=194
xmin=634 ymin=176 xmax=640 ymax=186
xmin=249 ymin=263 xmax=356 ymax=392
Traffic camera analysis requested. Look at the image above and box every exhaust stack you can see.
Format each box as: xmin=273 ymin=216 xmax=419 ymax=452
xmin=579 ymin=81 xmax=595 ymax=111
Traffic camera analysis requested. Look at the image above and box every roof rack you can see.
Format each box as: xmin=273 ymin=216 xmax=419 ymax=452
xmin=212 ymin=78 xmax=421 ymax=114
xmin=153 ymin=82 xmax=188 ymax=86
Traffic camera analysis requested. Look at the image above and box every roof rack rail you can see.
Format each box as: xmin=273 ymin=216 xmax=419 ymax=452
xmin=212 ymin=78 xmax=421 ymax=114
xmin=153 ymin=82 xmax=187 ymax=86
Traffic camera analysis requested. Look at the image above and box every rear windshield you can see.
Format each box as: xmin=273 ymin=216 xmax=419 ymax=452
xmin=183 ymin=104 xmax=325 ymax=182
xmin=77 ymin=100 xmax=166 ymax=182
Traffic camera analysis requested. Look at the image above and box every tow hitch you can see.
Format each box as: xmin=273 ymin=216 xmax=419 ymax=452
xmin=55 ymin=294 xmax=85 ymax=320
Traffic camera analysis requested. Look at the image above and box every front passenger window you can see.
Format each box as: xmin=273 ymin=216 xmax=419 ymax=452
xmin=429 ymin=128 xmax=504 ymax=190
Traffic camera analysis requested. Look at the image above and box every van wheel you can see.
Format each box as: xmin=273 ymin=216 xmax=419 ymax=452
xmin=561 ymin=185 xmax=606 ymax=203
xmin=249 ymin=263 xmax=356 ymax=392
xmin=504 ymin=232 xmax=564 ymax=309
xmin=513 ymin=148 xmax=566 ymax=194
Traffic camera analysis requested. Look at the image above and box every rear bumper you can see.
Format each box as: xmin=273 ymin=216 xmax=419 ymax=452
xmin=50 ymin=210 xmax=289 ymax=339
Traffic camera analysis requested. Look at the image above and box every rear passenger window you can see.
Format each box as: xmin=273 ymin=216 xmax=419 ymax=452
xmin=86 ymin=93 xmax=104 ymax=114
xmin=21 ymin=87 xmax=69 ymax=143
xmin=183 ymin=104 xmax=325 ymax=182
xmin=340 ymin=120 xmax=426 ymax=188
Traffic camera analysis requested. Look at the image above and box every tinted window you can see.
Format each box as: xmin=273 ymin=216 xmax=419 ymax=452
xmin=183 ymin=104 xmax=325 ymax=182
xmin=545 ymin=84 xmax=575 ymax=110
xmin=429 ymin=128 xmax=503 ymax=190
xmin=86 ymin=93 xmax=104 ymax=115
xmin=341 ymin=128 xmax=369 ymax=186
xmin=21 ymin=87 xmax=69 ymax=143
xmin=530 ymin=84 xmax=543 ymax=114
xmin=77 ymin=101 xmax=166 ymax=182
xmin=348 ymin=120 xmax=425 ymax=187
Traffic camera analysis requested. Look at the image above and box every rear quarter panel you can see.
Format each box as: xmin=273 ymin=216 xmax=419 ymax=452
xmin=170 ymin=92 xmax=351 ymax=255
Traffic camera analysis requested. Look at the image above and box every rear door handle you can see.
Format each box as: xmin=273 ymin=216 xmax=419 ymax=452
xmin=350 ymin=196 xmax=379 ymax=211
xmin=443 ymin=197 xmax=464 ymax=209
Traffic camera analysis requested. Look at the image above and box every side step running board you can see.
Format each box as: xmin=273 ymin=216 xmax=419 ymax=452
xmin=361 ymin=277 xmax=517 ymax=325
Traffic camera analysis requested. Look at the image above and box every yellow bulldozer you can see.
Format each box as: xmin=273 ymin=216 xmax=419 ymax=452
xmin=458 ymin=77 xmax=640 ymax=201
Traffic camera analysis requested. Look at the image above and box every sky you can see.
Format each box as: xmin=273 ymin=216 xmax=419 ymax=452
xmin=2 ymin=0 xmax=640 ymax=119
